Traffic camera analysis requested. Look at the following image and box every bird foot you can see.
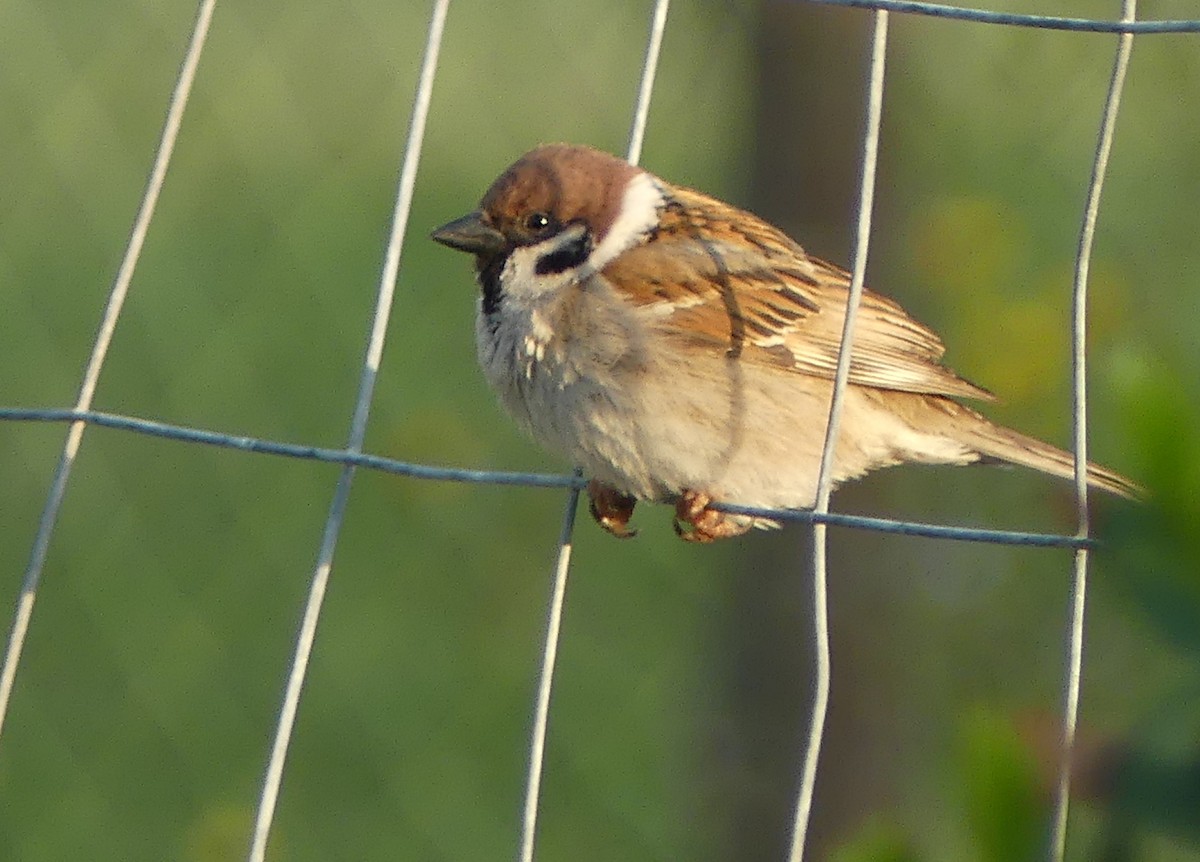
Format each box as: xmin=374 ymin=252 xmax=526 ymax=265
xmin=672 ymin=491 xmax=752 ymax=543
xmin=587 ymin=480 xmax=638 ymax=538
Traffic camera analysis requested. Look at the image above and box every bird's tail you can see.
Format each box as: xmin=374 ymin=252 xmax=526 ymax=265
xmin=965 ymin=417 xmax=1143 ymax=500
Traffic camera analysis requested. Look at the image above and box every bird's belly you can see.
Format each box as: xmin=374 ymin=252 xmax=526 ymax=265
xmin=476 ymin=312 xmax=667 ymax=500
xmin=478 ymin=315 xmax=970 ymax=510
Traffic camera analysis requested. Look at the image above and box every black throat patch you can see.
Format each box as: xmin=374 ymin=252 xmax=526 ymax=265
xmin=478 ymin=254 xmax=506 ymax=326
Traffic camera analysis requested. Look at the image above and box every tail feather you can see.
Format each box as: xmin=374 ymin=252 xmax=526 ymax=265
xmin=968 ymin=421 xmax=1143 ymax=500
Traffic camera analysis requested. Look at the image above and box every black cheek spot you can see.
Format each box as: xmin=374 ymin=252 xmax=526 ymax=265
xmin=535 ymin=229 xmax=592 ymax=276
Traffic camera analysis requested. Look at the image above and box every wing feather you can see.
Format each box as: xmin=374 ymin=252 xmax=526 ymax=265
xmin=604 ymin=185 xmax=993 ymax=402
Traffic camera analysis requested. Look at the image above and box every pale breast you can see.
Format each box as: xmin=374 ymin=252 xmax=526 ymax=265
xmin=473 ymin=278 xmax=666 ymax=498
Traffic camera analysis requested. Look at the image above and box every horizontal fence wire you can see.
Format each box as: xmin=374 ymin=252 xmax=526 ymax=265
xmin=0 ymin=407 xmax=1095 ymax=548
xmin=799 ymin=0 xmax=1199 ymax=32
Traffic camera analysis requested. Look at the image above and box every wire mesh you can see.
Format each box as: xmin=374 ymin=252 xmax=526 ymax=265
xmin=1 ymin=1 xmax=1196 ymax=860
xmin=1053 ymin=0 xmax=1138 ymax=855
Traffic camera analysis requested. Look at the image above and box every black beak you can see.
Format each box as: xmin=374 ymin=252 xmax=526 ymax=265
xmin=431 ymin=211 xmax=506 ymax=256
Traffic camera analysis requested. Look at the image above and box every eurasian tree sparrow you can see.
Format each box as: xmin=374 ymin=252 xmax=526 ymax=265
xmin=432 ymin=144 xmax=1139 ymax=542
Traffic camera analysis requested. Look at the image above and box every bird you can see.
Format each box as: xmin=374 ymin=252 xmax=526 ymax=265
xmin=431 ymin=143 xmax=1140 ymax=542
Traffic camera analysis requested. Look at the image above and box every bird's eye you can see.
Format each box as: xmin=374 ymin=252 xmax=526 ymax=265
xmin=523 ymin=212 xmax=554 ymax=234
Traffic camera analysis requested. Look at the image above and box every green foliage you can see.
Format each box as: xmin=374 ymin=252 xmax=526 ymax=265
xmin=830 ymin=818 xmax=920 ymax=862
xmin=959 ymin=710 xmax=1044 ymax=862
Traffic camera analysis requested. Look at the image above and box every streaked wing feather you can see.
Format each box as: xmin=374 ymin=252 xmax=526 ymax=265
xmin=604 ymin=186 xmax=993 ymax=402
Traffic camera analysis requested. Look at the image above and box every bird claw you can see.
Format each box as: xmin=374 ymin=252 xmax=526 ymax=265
xmin=587 ymin=480 xmax=638 ymax=538
xmin=673 ymin=491 xmax=752 ymax=543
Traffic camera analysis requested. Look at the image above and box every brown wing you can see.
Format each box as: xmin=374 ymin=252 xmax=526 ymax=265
xmin=604 ymin=184 xmax=994 ymax=402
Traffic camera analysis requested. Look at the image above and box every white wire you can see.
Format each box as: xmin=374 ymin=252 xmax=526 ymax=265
xmin=246 ymin=1 xmax=451 ymax=859
xmin=787 ymin=11 xmax=889 ymax=862
xmin=518 ymin=471 xmax=581 ymax=862
xmin=517 ymin=2 xmax=671 ymax=860
xmin=0 ymin=0 xmax=218 ymax=743
xmin=1049 ymin=0 xmax=1136 ymax=858
xmin=626 ymin=0 xmax=671 ymax=167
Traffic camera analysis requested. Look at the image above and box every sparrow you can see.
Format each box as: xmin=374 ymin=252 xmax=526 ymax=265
xmin=431 ymin=143 xmax=1140 ymax=542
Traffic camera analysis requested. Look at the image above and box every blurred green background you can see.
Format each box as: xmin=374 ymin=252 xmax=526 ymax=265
xmin=1 ymin=1 xmax=1198 ymax=860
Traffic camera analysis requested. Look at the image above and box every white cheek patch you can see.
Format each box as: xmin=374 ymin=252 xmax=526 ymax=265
xmin=501 ymin=228 xmax=589 ymax=304
xmin=585 ymin=172 xmax=664 ymax=275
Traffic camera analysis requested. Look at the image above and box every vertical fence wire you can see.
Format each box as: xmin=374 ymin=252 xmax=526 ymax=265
xmin=625 ymin=0 xmax=671 ymax=168
xmin=1050 ymin=1 xmax=1137 ymax=858
xmin=0 ymin=0 xmax=218 ymax=743
xmin=787 ymin=11 xmax=889 ymax=862
xmin=518 ymin=469 xmax=581 ymax=862
xmin=245 ymin=1 xmax=451 ymax=859
xmin=517 ymin=4 xmax=672 ymax=859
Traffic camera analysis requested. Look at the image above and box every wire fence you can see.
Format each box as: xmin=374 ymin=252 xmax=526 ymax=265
xmin=2 ymin=1 xmax=1197 ymax=860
